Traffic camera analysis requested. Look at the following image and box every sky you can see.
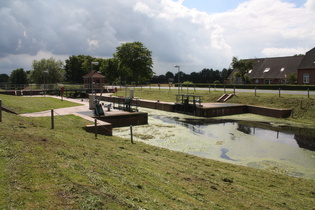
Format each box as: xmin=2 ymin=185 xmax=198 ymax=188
xmin=0 ymin=0 xmax=314 ymax=76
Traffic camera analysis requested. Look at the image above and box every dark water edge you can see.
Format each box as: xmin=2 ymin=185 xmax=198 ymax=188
xmin=150 ymin=114 xmax=315 ymax=151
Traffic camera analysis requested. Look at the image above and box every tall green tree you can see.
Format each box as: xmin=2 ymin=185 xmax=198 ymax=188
xmin=9 ymin=68 xmax=28 ymax=84
xmin=0 ymin=73 xmax=9 ymax=83
xmin=231 ymin=57 xmax=253 ymax=84
xmin=100 ymin=58 xmax=119 ymax=84
xmin=64 ymin=55 xmax=95 ymax=83
xmin=114 ymin=42 xmax=154 ymax=84
xmin=30 ymin=58 xmax=65 ymax=84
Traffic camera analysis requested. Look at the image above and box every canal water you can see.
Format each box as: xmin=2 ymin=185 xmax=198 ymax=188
xmin=113 ymin=108 xmax=315 ymax=180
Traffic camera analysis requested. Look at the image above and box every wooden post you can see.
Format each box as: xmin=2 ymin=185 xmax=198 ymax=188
xmin=234 ymin=86 xmax=235 ymax=95
xmin=209 ymin=85 xmax=211 ymax=93
xmin=255 ymin=87 xmax=257 ymax=96
xmin=279 ymin=88 xmax=281 ymax=97
xmin=51 ymin=109 xmax=54 ymax=129
xmin=0 ymin=99 xmax=2 ymax=122
xmin=94 ymin=118 xmax=97 ymax=139
xmin=130 ymin=125 xmax=134 ymax=144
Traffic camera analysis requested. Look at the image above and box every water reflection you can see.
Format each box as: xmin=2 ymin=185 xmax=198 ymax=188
xmin=220 ymin=148 xmax=237 ymax=161
xmin=151 ymin=114 xmax=315 ymax=151
xmin=116 ymin=110 xmax=315 ymax=179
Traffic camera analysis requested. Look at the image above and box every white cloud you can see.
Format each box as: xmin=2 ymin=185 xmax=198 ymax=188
xmin=0 ymin=0 xmax=314 ymax=76
xmin=261 ymin=47 xmax=309 ymax=57
xmin=87 ymin=39 xmax=99 ymax=51
xmin=304 ymin=0 xmax=315 ymax=10
xmin=0 ymin=50 xmax=69 ymax=71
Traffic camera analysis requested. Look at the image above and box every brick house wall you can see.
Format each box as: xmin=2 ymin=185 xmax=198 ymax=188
xmin=298 ymin=69 xmax=315 ymax=85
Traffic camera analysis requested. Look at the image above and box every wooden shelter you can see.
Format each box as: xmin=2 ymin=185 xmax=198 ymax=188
xmin=83 ymin=70 xmax=105 ymax=90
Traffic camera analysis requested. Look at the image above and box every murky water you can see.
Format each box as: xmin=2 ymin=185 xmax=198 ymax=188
xmin=113 ymin=108 xmax=315 ymax=179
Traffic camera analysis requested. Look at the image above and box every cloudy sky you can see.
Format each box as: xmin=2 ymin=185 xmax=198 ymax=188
xmin=1 ymin=0 xmax=314 ymax=76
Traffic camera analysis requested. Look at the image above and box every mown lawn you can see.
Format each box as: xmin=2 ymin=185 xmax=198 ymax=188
xmin=0 ymin=94 xmax=81 ymax=114
xmin=0 ymin=94 xmax=314 ymax=209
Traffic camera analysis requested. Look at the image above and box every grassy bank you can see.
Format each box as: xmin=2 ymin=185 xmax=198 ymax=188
xmin=0 ymin=95 xmax=315 ymax=209
xmin=0 ymin=94 xmax=81 ymax=114
xmin=113 ymin=88 xmax=315 ymax=125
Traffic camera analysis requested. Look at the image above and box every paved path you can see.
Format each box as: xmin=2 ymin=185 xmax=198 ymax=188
xmin=20 ymin=96 xmax=97 ymax=122
xmin=19 ymin=95 xmax=125 ymax=125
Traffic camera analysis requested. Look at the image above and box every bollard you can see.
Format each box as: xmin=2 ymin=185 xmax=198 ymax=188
xmin=94 ymin=118 xmax=97 ymax=139
xmin=51 ymin=109 xmax=54 ymax=129
xmin=130 ymin=125 xmax=134 ymax=144
xmin=278 ymin=88 xmax=281 ymax=97
xmin=209 ymin=85 xmax=211 ymax=93
xmin=255 ymin=87 xmax=257 ymax=96
xmin=234 ymin=86 xmax=235 ymax=95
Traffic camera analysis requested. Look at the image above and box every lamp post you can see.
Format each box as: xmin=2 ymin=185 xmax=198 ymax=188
xmin=174 ymin=65 xmax=180 ymax=97
xmin=91 ymin=61 xmax=99 ymax=95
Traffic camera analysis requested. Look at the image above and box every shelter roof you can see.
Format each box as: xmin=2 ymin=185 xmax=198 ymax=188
xmin=83 ymin=70 xmax=105 ymax=79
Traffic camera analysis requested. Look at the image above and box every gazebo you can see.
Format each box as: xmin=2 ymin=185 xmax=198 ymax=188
xmin=83 ymin=70 xmax=105 ymax=90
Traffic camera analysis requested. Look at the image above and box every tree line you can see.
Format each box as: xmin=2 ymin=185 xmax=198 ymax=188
xmin=151 ymin=68 xmax=232 ymax=84
xmin=2 ymin=42 xmax=154 ymax=85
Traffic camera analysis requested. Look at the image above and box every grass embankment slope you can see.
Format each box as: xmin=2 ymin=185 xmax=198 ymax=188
xmin=0 ymin=94 xmax=315 ymax=209
xmin=117 ymin=88 xmax=315 ymax=125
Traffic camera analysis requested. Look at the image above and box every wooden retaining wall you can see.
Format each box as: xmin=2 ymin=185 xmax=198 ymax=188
xmin=196 ymin=105 xmax=247 ymax=117
xmin=96 ymin=112 xmax=148 ymax=128
xmin=246 ymin=106 xmax=292 ymax=118
xmin=97 ymin=96 xmax=292 ymax=118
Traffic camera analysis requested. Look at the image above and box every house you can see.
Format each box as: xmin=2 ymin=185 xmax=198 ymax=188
xmin=83 ymin=70 xmax=105 ymax=90
xmin=297 ymin=47 xmax=315 ymax=85
xmin=228 ymin=47 xmax=315 ymax=85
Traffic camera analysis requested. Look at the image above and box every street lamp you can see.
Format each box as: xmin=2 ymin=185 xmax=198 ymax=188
xmin=174 ymin=65 xmax=180 ymax=98
xmin=91 ymin=62 xmax=99 ymax=94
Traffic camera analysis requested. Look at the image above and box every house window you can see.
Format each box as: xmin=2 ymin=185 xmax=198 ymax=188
xmin=263 ymin=68 xmax=270 ymax=73
xmin=303 ymin=73 xmax=310 ymax=84
xmin=264 ymin=79 xmax=272 ymax=84
xmin=280 ymin=68 xmax=285 ymax=72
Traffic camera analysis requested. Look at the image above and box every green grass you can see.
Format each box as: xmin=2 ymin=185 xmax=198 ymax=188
xmin=113 ymin=88 xmax=315 ymax=125
xmin=0 ymin=95 xmax=81 ymax=114
xmin=0 ymin=93 xmax=315 ymax=209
